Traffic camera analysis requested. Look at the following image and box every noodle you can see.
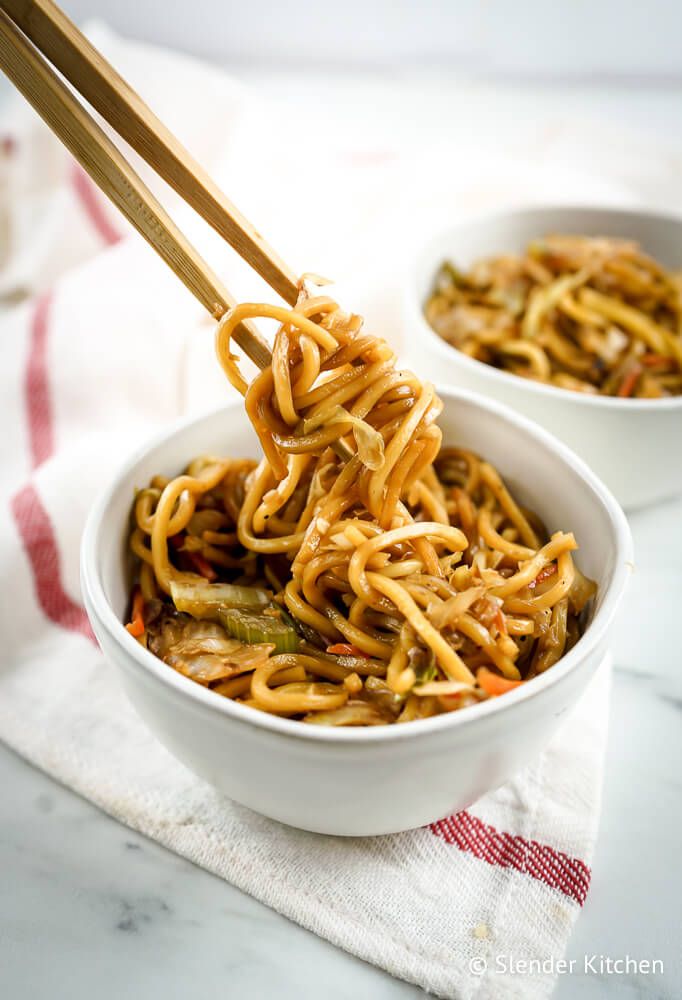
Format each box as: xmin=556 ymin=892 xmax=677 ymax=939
xmin=126 ymin=280 xmax=596 ymax=726
xmin=425 ymin=234 xmax=682 ymax=398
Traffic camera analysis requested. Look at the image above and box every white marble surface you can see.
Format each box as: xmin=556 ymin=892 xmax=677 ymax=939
xmin=2 ymin=73 xmax=682 ymax=999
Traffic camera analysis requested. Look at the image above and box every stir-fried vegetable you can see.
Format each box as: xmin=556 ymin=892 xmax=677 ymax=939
xmin=125 ymin=587 xmax=145 ymax=638
xmin=326 ymin=642 xmax=369 ymax=657
xmin=303 ymin=405 xmax=385 ymax=470
xmin=477 ymin=668 xmax=523 ymax=697
xmin=303 ymin=701 xmax=388 ymax=726
xmin=219 ymin=608 xmax=299 ymax=653
xmin=186 ymin=551 xmax=218 ymax=580
xmin=146 ymin=609 xmax=273 ymax=683
xmin=617 ymin=364 xmax=643 ymax=398
xmin=567 ymin=565 xmax=598 ymax=614
xmin=169 ymin=580 xmax=271 ymax=620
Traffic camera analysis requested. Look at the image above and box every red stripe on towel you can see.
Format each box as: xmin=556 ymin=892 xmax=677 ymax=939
xmin=25 ymin=291 xmax=55 ymax=469
xmin=70 ymin=163 xmax=122 ymax=246
xmin=15 ymin=284 xmax=97 ymax=643
xmin=11 ymin=483 xmax=95 ymax=642
xmin=430 ymin=811 xmax=591 ymax=906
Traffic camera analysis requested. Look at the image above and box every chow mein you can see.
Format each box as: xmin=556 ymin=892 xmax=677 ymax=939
xmin=126 ymin=282 xmax=596 ymax=725
xmin=426 ymin=234 xmax=682 ymax=397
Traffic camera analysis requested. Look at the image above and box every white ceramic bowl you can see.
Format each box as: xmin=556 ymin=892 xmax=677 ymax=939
xmin=81 ymin=388 xmax=632 ymax=836
xmin=406 ymin=205 xmax=682 ymax=510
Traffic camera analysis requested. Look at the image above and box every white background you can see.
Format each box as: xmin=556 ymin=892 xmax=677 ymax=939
xmin=61 ymin=0 xmax=682 ymax=78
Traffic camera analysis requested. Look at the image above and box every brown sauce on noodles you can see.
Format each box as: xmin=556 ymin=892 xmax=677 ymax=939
xmin=425 ymin=235 xmax=682 ymax=398
xmin=126 ymin=281 xmax=597 ymax=725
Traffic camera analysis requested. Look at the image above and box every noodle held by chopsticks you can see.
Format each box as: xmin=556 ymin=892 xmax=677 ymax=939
xmin=425 ymin=234 xmax=682 ymax=398
xmin=126 ymin=280 xmax=596 ymax=725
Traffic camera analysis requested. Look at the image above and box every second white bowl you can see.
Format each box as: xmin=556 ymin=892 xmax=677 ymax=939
xmin=405 ymin=205 xmax=682 ymax=510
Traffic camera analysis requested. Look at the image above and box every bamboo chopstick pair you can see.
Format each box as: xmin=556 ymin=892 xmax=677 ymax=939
xmin=0 ymin=0 xmax=301 ymax=372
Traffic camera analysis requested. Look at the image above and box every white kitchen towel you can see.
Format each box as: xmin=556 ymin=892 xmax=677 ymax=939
xmin=0 ymin=24 xmax=666 ymax=1000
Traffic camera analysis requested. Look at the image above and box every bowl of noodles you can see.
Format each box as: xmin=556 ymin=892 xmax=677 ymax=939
xmin=82 ymin=370 xmax=630 ymax=834
xmin=407 ymin=205 xmax=682 ymax=509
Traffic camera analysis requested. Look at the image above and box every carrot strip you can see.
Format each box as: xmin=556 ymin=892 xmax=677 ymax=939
xmin=477 ymin=667 xmax=523 ymax=697
xmin=438 ymin=692 xmax=466 ymax=711
xmin=326 ymin=642 xmax=369 ymax=658
xmin=125 ymin=587 xmax=145 ymax=637
xmin=493 ymin=607 xmax=507 ymax=635
xmin=529 ymin=563 xmax=557 ymax=589
xmin=187 ymin=551 xmax=218 ymax=581
xmin=617 ymin=365 xmax=642 ymax=398
xmin=641 ymin=353 xmax=672 ymax=370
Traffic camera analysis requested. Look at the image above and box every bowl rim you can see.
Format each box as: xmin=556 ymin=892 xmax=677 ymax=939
xmin=407 ymin=202 xmax=682 ymax=412
xmin=81 ymin=386 xmax=633 ymax=745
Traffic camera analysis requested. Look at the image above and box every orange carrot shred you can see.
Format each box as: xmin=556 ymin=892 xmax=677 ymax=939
xmin=326 ymin=642 xmax=369 ymax=658
xmin=640 ymin=353 xmax=670 ymax=369
xmin=477 ymin=667 xmax=523 ymax=697
xmin=529 ymin=563 xmax=557 ymax=589
xmin=125 ymin=587 xmax=145 ymax=637
xmin=617 ymin=365 xmax=642 ymax=398
xmin=188 ymin=551 xmax=217 ymax=581
xmin=438 ymin=693 xmax=465 ymax=710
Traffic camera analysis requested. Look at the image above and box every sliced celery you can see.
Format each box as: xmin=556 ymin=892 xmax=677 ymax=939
xmin=170 ymin=580 xmax=270 ymax=620
xmin=218 ymin=608 xmax=299 ymax=654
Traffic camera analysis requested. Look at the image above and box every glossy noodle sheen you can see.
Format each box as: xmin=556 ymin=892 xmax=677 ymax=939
xmin=126 ymin=281 xmax=597 ymax=726
xmin=425 ymin=234 xmax=682 ymax=398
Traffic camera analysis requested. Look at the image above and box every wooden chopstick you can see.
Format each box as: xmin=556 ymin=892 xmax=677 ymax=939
xmin=0 ymin=4 xmax=354 ymax=462
xmin=0 ymin=7 xmax=272 ymax=371
xmin=2 ymin=0 xmax=300 ymax=307
xmin=0 ymin=8 xmax=353 ymax=461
